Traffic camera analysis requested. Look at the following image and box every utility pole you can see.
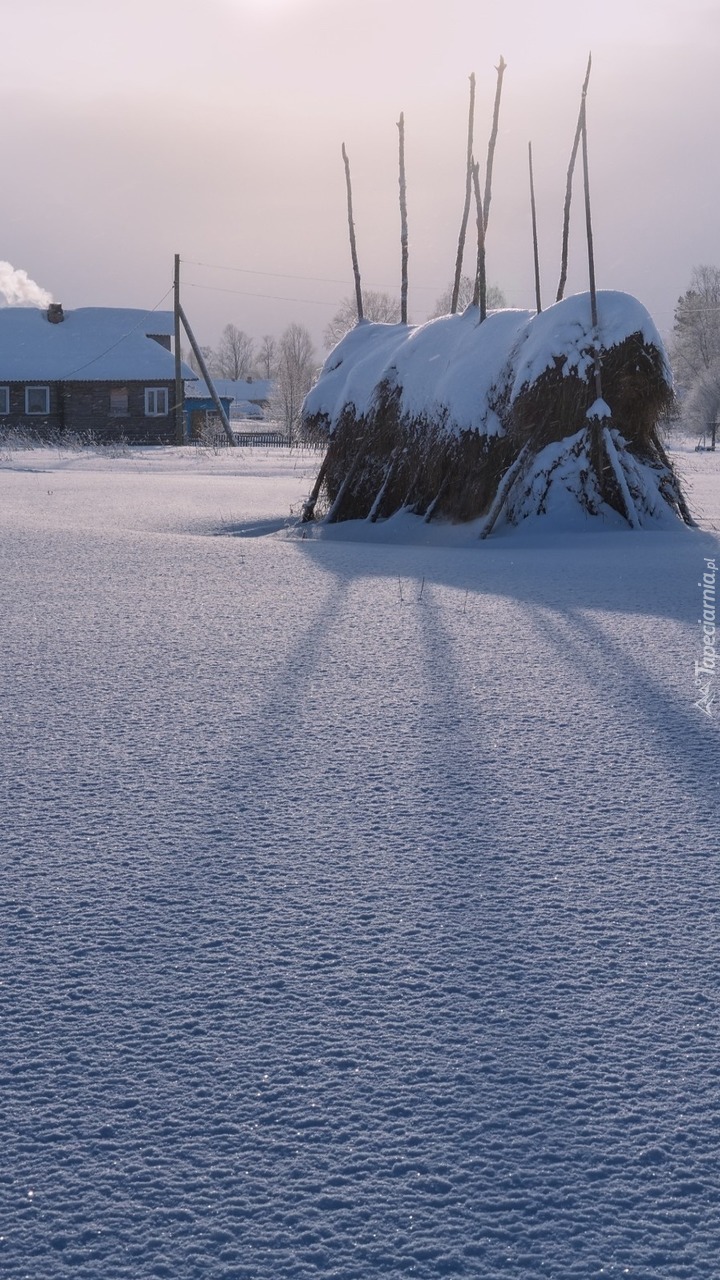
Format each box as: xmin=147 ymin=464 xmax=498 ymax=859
xmin=178 ymin=302 xmax=235 ymax=445
xmin=173 ymin=253 xmax=184 ymax=445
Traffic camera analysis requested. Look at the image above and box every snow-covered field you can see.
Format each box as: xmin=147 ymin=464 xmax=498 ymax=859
xmin=2 ymin=439 xmax=720 ymax=1279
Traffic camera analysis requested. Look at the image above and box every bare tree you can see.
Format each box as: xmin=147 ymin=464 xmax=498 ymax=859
xmin=214 ymin=324 xmax=255 ymax=380
xmin=256 ymin=334 xmax=277 ymax=380
xmin=324 ymin=290 xmax=403 ymax=350
xmin=273 ymin=323 xmax=317 ymax=442
xmin=184 ymin=344 xmax=214 ymax=377
xmin=430 ymin=277 xmax=506 ymax=319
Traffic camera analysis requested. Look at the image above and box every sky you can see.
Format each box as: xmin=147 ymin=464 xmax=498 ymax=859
xmin=2 ymin=0 xmax=719 ymax=354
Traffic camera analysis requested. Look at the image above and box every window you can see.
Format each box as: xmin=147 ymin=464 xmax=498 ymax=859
xmin=110 ymin=387 xmax=129 ymax=416
xmin=145 ymin=387 xmax=168 ymax=417
xmin=0 ymin=387 xmax=9 ymax=415
xmin=25 ymin=386 xmax=50 ymax=415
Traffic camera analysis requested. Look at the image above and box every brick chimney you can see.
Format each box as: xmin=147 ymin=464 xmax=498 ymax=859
xmin=47 ymin=303 xmax=64 ymax=324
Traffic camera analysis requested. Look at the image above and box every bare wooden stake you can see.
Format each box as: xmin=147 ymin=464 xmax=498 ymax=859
xmin=528 ymin=142 xmax=542 ymax=313
xmin=342 ymin=142 xmax=364 ymax=322
xmin=368 ymin=449 xmax=399 ymax=522
xmin=397 ymin=113 xmax=409 ymax=325
xmin=324 ymin=442 xmax=365 ymax=523
xmin=479 ymin=444 xmax=530 ymax=539
xmin=556 ymin=52 xmax=592 ymax=302
xmin=482 ymin=55 xmax=507 ymax=231
xmin=471 ymin=159 xmax=487 ymax=320
xmin=602 ymin=424 xmax=640 ymax=528
xmin=580 ymin=97 xmax=603 ymax=406
xmin=451 ymin=72 xmax=476 ymax=314
xmin=301 ymin=457 xmax=328 ymax=522
xmin=424 ymin=475 xmax=449 ymax=523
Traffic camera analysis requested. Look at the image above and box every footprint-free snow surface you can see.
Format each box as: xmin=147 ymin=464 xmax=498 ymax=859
xmin=2 ymin=442 xmax=720 ymax=1279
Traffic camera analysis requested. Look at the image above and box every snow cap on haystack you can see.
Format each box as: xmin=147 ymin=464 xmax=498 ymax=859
xmin=304 ymin=306 xmax=533 ymax=440
xmin=510 ymin=290 xmax=671 ymax=400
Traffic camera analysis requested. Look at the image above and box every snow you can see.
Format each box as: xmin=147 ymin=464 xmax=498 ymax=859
xmin=0 ymin=307 xmax=195 ymax=381
xmin=305 ymin=309 xmax=533 ymax=438
xmin=509 ymin=290 xmax=671 ymax=399
xmin=2 ymin=439 xmax=720 ymax=1279
xmin=304 ymin=292 xmax=669 ymax=445
xmin=588 ymin=396 xmax=612 ymax=419
xmin=304 ymin=319 xmax=411 ymax=423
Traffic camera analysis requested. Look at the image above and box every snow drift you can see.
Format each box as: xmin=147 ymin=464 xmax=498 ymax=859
xmin=301 ymin=291 xmax=691 ymax=532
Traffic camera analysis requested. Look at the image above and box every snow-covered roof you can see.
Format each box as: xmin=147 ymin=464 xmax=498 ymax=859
xmin=185 ymin=377 xmax=272 ymax=402
xmin=0 ymin=306 xmax=196 ymax=381
xmin=230 ymin=401 xmax=264 ymax=420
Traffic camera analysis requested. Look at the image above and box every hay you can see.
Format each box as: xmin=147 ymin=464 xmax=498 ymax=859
xmin=301 ymin=293 xmax=691 ymax=531
xmin=508 ymin=331 xmax=674 ymax=458
xmin=319 ymin=389 xmax=514 ymax=525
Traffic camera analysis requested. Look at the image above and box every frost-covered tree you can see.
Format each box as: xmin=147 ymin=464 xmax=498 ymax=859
xmin=680 ymin=358 xmax=720 ymax=445
xmin=671 ymin=266 xmax=720 ymax=441
xmin=214 ymin=324 xmax=255 ymax=380
xmin=429 ymin=276 xmax=506 ymax=319
xmin=273 ymin=323 xmax=317 ymax=442
xmin=671 ymin=265 xmax=720 ymax=387
xmin=324 ymin=291 xmax=402 ymax=350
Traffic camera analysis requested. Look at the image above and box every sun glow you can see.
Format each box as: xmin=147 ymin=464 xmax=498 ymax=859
xmin=229 ymin=0 xmax=311 ymax=11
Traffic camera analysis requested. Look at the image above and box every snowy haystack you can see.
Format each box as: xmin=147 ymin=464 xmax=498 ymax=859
xmin=301 ymin=290 xmax=692 ymax=532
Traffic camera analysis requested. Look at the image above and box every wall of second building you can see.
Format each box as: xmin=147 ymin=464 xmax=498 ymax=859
xmin=0 ymin=381 xmax=179 ymax=444
xmin=63 ymin=382 xmax=177 ymax=444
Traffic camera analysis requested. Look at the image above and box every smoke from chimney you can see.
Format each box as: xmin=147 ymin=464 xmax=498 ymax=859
xmin=0 ymin=261 xmax=52 ymax=308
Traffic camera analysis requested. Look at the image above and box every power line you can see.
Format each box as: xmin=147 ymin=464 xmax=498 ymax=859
xmin=181 ymin=256 xmax=441 ymax=294
xmin=182 ymin=258 xmax=351 ymax=287
xmin=182 ymin=281 xmax=340 ymax=308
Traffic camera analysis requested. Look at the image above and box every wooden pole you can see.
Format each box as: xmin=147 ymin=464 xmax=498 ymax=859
xmin=451 ymin=72 xmax=476 ymax=314
xmin=177 ymin=302 xmax=236 ymax=446
xmin=173 ymin=253 xmax=184 ymax=444
xmin=324 ymin=443 xmax=365 ymax=523
xmin=528 ymin=142 xmax=542 ymax=313
xmin=368 ymin=448 xmax=399 ymax=522
xmin=301 ymin=456 xmax=329 ymax=522
xmin=471 ymin=159 xmax=487 ymax=320
xmin=556 ymin=53 xmax=592 ymax=303
xmin=342 ymin=143 xmax=363 ymax=322
xmin=398 ymin=112 xmax=409 ymax=325
xmin=580 ymin=97 xmax=603 ymax=404
xmin=482 ymin=56 xmax=507 ymax=231
xmin=479 ymin=444 xmax=529 ymax=539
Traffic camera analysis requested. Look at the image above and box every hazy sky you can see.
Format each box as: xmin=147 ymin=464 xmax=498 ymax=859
xmin=3 ymin=0 xmax=719 ymax=351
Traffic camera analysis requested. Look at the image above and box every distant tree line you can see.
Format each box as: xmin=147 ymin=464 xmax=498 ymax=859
xmin=185 ymin=322 xmax=319 ymax=441
xmin=322 ymin=278 xmax=507 ymax=350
